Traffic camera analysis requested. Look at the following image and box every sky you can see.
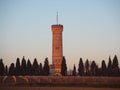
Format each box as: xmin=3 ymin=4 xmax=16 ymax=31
xmin=0 ymin=0 xmax=120 ymax=69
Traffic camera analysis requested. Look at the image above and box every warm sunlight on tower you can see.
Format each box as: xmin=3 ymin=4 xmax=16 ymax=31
xmin=50 ymin=13 xmax=63 ymax=76
xmin=51 ymin=24 xmax=63 ymax=76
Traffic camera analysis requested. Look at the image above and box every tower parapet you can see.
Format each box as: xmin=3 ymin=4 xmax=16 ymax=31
xmin=52 ymin=24 xmax=63 ymax=33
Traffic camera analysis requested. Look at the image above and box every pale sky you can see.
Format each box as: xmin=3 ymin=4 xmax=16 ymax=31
xmin=0 ymin=0 xmax=120 ymax=69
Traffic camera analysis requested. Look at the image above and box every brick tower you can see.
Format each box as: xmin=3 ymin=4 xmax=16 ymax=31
xmin=51 ymin=24 xmax=63 ymax=76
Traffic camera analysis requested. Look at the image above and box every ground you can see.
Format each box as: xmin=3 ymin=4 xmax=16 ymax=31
xmin=0 ymin=87 xmax=120 ymax=90
xmin=0 ymin=76 xmax=120 ymax=90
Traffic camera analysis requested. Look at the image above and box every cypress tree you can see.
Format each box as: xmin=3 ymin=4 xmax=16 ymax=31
xmin=101 ymin=60 xmax=107 ymax=76
xmin=85 ymin=59 xmax=89 ymax=76
xmin=26 ymin=59 xmax=32 ymax=75
xmin=0 ymin=59 xmax=5 ymax=76
xmin=9 ymin=63 xmax=15 ymax=76
xmin=39 ymin=63 xmax=43 ymax=75
xmin=107 ymin=56 xmax=112 ymax=76
xmin=43 ymin=57 xmax=50 ymax=76
xmin=33 ymin=58 xmax=39 ymax=75
xmin=15 ymin=58 xmax=21 ymax=75
xmin=72 ymin=64 xmax=76 ymax=76
xmin=21 ymin=56 xmax=27 ymax=75
xmin=90 ymin=61 xmax=97 ymax=76
xmin=61 ymin=56 xmax=67 ymax=76
xmin=112 ymin=55 xmax=119 ymax=68
xmin=78 ymin=58 xmax=84 ymax=76
xmin=5 ymin=65 xmax=8 ymax=75
xmin=112 ymin=55 xmax=119 ymax=76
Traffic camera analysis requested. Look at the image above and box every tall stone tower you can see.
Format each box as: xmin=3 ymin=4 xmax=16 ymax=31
xmin=51 ymin=24 xmax=63 ymax=76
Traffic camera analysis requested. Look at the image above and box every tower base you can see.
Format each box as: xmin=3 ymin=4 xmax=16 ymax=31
xmin=49 ymin=64 xmax=61 ymax=76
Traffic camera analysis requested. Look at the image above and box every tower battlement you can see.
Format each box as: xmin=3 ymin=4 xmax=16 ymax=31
xmin=52 ymin=24 xmax=63 ymax=33
xmin=52 ymin=24 xmax=63 ymax=28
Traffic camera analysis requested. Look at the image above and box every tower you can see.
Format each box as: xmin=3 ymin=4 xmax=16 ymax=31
xmin=51 ymin=14 xmax=63 ymax=75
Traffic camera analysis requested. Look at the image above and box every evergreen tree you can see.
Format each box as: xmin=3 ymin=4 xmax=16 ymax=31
xmin=5 ymin=65 xmax=8 ymax=75
xmin=15 ymin=58 xmax=21 ymax=75
xmin=101 ymin=60 xmax=107 ymax=76
xmin=107 ymin=56 xmax=112 ymax=76
xmin=39 ymin=63 xmax=43 ymax=75
xmin=85 ymin=59 xmax=90 ymax=76
xmin=96 ymin=65 xmax=100 ymax=76
xmin=112 ymin=55 xmax=119 ymax=76
xmin=26 ymin=59 xmax=32 ymax=75
xmin=112 ymin=55 xmax=119 ymax=68
xmin=72 ymin=64 xmax=76 ymax=76
xmin=78 ymin=58 xmax=84 ymax=76
xmin=90 ymin=61 xmax=97 ymax=76
xmin=9 ymin=63 xmax=15 ymax=76
xmin=61 ymin=56 xmax=67 ymax=76
xmin=21 ymin=56 xmax=27 ymax=75
xmin=43 ymin=57 xmax=50 ymax=76
xmin=0 ymin=59 xmax=5 ymax=76
xmin=32 ymin=58 xmax=39 ymax=75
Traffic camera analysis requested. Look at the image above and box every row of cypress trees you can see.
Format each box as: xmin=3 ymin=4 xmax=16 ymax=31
xmin=72 ymin=55 xmax=120 ymax=76
xmin=0 ymin=56 xmax=49 ymax=76
xmin=0 ymin=55 xmax=119 ymax=76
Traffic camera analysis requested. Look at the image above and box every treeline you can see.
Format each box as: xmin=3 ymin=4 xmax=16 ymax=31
xmin=72 ymin=55 xmax=120 ymax=76
xmin=0 ymin=56 xmax=49 ymax=76
xmin=0 ymin=55 xmax=120 ymax=76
